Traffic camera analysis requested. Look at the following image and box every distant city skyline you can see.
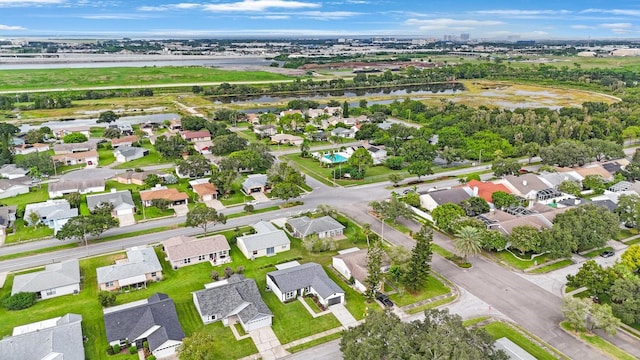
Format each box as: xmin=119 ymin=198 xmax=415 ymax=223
xmin=1 ymin=0 xmax=640 ymax=39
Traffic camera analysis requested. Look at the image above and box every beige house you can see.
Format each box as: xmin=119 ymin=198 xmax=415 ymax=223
xmin=96 ymin=246 xmax=163 ymax=291
xmin=162 ymin=235 xmax=231 ymax=268
xmin=52 ymin=150 xmax=99 ymax=168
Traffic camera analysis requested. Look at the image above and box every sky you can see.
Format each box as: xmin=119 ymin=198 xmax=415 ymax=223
xmin=1 ymin=0 xmax=640 ymax=39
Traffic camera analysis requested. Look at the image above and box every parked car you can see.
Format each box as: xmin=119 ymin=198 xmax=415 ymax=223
xmin=599 ymin=250 xmax=615 ymax=258
xmin=376 ymin=292 xmax=394 ymax=307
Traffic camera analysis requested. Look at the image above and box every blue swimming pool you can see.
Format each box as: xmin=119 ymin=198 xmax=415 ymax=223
xmin=323 ymin=153 xmax=349 ymax=163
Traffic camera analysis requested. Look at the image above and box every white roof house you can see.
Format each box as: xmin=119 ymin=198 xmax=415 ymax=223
xmin=237 ymin=221 xmax=290 ymax=259
xmin=11 ymin=259 xmax=81 ymax=300
xmin=96 ymin=246 xmax=163 ymax=291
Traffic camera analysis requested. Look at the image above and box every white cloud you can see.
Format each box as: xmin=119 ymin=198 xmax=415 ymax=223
xmin=571 ymin=24 xmax=596 ymax=29
xmin=0 ymin=24 xmax=25 ymax=30
xmin=582 ymin=8 xmax=640 ymax=17
xmin=599 ymin=23 xmax=633 ymax=29
xmin=0 ymin=0 xmax=64 ymax=6
xmin=474 ymin=9 xmax=571 ymax=16
xmin=249 ymin=15 xmax=290 ymax=19
xmin=138 ymin=3 xmax=200 ymax=12
xmin=203 ymin=0 xmax=320 ymax=12
xmin=405 ymin=18 xmax=503 ymax=31
xmin=298 ymin=10 xmax=360 ymax=20
xmin=81 ymin=14 xmax=151 ymax=20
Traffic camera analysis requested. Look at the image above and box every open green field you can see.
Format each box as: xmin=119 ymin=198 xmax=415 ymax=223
xmin=0 ymin=66 xmax=293 ymax=92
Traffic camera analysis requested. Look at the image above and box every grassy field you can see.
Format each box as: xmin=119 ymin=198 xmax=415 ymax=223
xmin=482 ymin=322 xmax=562 ymax=360
xmin=0 ymin=67 xmax=293 ymax=92
xmin=112 ymin=143 xmax=172 ymax=169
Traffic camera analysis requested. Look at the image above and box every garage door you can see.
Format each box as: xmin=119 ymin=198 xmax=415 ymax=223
xmin=327 ymin=296 xmax=341 ymax=306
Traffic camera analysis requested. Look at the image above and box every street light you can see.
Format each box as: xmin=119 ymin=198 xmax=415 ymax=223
xmin=478 ymin=149 xmax=482 ymax=165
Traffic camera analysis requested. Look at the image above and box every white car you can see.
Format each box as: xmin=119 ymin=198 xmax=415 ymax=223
xmin=246 ymin=200 xmax=259 ymax=206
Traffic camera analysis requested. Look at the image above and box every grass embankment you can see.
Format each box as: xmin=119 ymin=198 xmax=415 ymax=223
xmin=560 ymin=322 xmax=637 ymax=360
xmin=483 ymin=321 xmax=565 ymax=360
xmin=0 ymin=66 xmax=293 ymax=91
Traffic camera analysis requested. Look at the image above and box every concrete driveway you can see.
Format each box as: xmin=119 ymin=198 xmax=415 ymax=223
xmin=329 ymin=303 xmax=358 ymax=328
xmin=172 ymin=204 xmax=189 ymax=217
xmin=249 ymin=327 xmax=289 ymax=360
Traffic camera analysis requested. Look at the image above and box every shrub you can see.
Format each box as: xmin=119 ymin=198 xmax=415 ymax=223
xmin=148 ymin=356 xmax=156 ymax=360
xmin=211 ymin=271 xmax=220 ymax=281
xmin=224 ymin=267 xmax=234 ymax=279
xmin=3 ymin=292 xmax=37 ymax=310
xmin=129 ymin=345 xmax=137 ymax=354
xmin=113 ymin=344 xmax=121 ymax=354
xmin=143 ymin=341 xmax=149 ymax=350
xmin=106 ymin=346 xmax=114 ymax=355
xmin=98 ymin=291 xmax=117 ymax=307
xmin=236 ymin=266 xmax=245 ymax=274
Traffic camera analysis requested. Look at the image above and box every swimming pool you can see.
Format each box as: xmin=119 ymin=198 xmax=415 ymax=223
xmin=323 ymin=153 xmax=349 ymax=164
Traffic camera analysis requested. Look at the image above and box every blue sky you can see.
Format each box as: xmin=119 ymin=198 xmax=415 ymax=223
xmin=1 ymin=0 xmax=640 ymax=39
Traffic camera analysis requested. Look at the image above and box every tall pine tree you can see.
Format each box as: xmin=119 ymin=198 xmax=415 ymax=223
xmin=364 ymin=239 xmax=384 ymax=302
xmin=404 ymin=224 xmax=433 ymax=292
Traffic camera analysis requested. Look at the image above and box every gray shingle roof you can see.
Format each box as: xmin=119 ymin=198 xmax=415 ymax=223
xmin=286 ymin=216 xmax=345 ymax=238
xmin=12 ymin=259 xmax=80 ymax=295
xmin=24 ymin=200 xmax=78 ymax=223
xmin=96 ymin=247 xmax=162 ymax=284
xmin=421 ymin=188 xmax=471 ymax=206
xmin=194 ymin=275 xmax=272 ymax=325
xmin=86 ymin=190 xmax=135 ymax=212
xmin=242 ymin=174 xmax=268 ymax=191
xmin=0 ymin=313 xmax=84 ymax=360
xmin=48 ymin=179 xmax=105 ymax=193
xmin=104 ymin=293 xmax=184 ymax=352
xmin=267 ymin=262 xmax=343 ymax=299
xmin=115 ymin=146 xmax=147 ymax=158
xmin=238 ymin=221 xmax=290 ymax=253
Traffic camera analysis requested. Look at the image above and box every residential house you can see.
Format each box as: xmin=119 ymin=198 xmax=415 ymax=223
xmin=110 ymin=135 xmax=139 ymax=149
xmin=96 ymin=246 xmax=163 ymax=291
xmin=194 ymin=140 xmax=213 ymax=155
xmin=537 ymin=171 xmax=583 ymax=189
xmin=112 ymin=170 xmax=168 ymax=186
xmin=148 ymin=132 xmax=172 ymax=145
xmin=0 ymin=314 xmax=84 ymax=360
xmin=0 ymin=205 xmax=17 ymax=245
xmin=463 ymin=179 xmax=512 ymax=203
xmin=557 ymin=164 xmax=614 ymax=182
xmin=192 ymin=275 xmax=273 ymax=332
xmin=237 ymin=221 xmax=290 ymax=259
xmin=162 ymin=234 xmax=231 ymax=269
xmin=254 ymin=124 xmax=277 ymax=137
xmin=181 ymin=130 xmax=211 ymax=142
xmin=601 ymin=159 xmax=629 ymax=175
xmin=242 ymin=174 xmax=268 ymax=194
xmin=286 ymin=215 xmax=345 ymax=239
xmin=53 ymin=126 xmax=91 ymax=139
xmin=86 ymin=190 xmax=136 ymax=219
xmin=53 ymin=141 xmax=98 ymax=154
xmin=279 ymin=109 xmax=303 ymax=117
xmin=48 ymin=179 xmax=105 ymax=198
xmin=12 ymin=142 xmax=49 ymax=155
xmin=477 ymin=203 xmax=571 ymax=236
xmin=0 ymin=164 xmax=29 ymax=179
xmin=271 ymin=133 xmax=304 ymax=146
xmin=11 ymin=259 xmax=80 ymax=300
xmin=114 ymin=146 xmax=149 ymax=163
xmin=364 ymin=144 xmax=387 ymax=165
xmin=330 ymin=127 xmax=356 ymax=139
xmin=52 ymin=150 xmax=99 ymax=168
xmin=24 ymin=199 xmax=78 ymax=234
xmin=113 ymin=123 xmax=133 ymax=136
xmin=169 ymin=119 xmax=182 ymax=131
xmin=0 ymin=177 xmax=31 ymax=199
xmin=189 ymin=178 xmax=218 ymax=201
xmin=419 ymin=188 xmax=471 ymax=212
xmin=333 ymin=248 xmax=390 ymax=293
xmin=266 ymin=261 xmax=345 ymax=306
xmin=103 ymin=293 xmax=184 ymax=358
xmin=246 ymin=113 xmax=259 ymax=124
xmin=495 ymin=174 xmax=550 ymax=201
xmin=139 ymin=185 xmax=189 ymax=207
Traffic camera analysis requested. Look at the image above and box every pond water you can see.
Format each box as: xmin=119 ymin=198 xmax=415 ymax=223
xmin=211 ymin=83 xmax=465 ymax=105
xmin=19 ymin=113 xmax=181 ymax=132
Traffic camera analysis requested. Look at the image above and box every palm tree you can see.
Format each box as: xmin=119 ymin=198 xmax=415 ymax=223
xmin=361 ymin=223 xmax=372 ymax=246
xmin=454 ymin=226 xmax=483 ymax=262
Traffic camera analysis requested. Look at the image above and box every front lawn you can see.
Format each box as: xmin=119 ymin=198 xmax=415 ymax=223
xmin=387 ymin=275 xmax=450 ymax=307
xmin=98 ymin=148 xmax=116 ymax=166
xmin=483 ymin=322 xmax=562 ymax=360
xmin=528 ymin=259 xmax=574 ymax=274
xmin=491 ymin=250 xmax=554 ymax=271
xmin=5 ymin=219 xmax=54 ymax=244
xmin=134 ymin=206 xmax=175 ymax=221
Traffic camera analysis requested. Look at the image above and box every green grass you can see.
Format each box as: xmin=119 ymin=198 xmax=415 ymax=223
xmin=287 ymin=332 xmax=342 ymax=353
xmin=0 ymin=243 xmax=78 ymax=261
xmin=560 ymin=322 xmax=637 ymax=360
xmin=0 ymin=66 xmax=293 ymax=91
xmin=483 ymin=322 xmax=560 ymax=360
xmin=5 ymin=220 xmax=54 ymax=244
xmin=431 ymin=243 xmax=454 ymax=258
xmin=583 ymin=246 xmax=614 ymax=259
xmin=112 ymin=149 xmax=170 ymax=169
xmin=626 ymin=237 xmax=640 ymax=245
xmin=95 ymin=226 xmax=177 ymax=243
xmin=528 ymin=259 xmax=574 ymax=274
xmin=303 ymin=296 xmax=324 ymax=313
xmin=388 ymin=276 xmax=450 ymax=307
xmin=227 ymin=206 xmax=281 ymax=219
xmin=0 ymin=185 xmax=49 ymax=213
xmin=405 ymin=296 xmax=456 ymax=314
xmin=97 ymin=148 xmax=116 ymax=166
xmin=134 ymin=206 xmax=175 ymax=221
xmin=616 ymin=228 xmax=637 ymax=241
xmin=491 ymin=250 xmax=554 ymax=270
xmin=462 ymin=316 xmax=490 ymax=327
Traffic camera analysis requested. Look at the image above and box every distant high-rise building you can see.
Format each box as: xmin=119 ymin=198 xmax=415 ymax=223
xmin=460 ymin=33 xmax=470 ymax=41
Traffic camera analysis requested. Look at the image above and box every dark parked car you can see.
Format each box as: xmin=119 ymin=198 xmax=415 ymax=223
xmin=376 ymin=292 xmax=394 ymax=307
xmin=600 ymin=250 xmax=615 ymax=258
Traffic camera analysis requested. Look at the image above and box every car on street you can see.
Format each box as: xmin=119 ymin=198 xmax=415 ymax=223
xmin=376 ymin=292 xmax=394 ymax=307
xmin=599 ymin=250 xmax=615 ymax=258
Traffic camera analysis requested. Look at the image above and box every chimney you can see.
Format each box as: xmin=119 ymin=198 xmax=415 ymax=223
xmin=522 ymin=180 xmax=528 ymax=186
xmin=473 ymin=187 xmax=479 ymax=197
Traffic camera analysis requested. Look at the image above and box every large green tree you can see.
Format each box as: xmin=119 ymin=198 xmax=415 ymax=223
xmin=364 ymin=239 xmax=384 ymax=302
xmin=178 ymin=331 xmax=217 ymax=360
xmin=369 ymin=197 xmax=413 ymax=224
xmin=403 ymin=224 xmax=433 ymax=292
xmin=177 ymin=155 xmax=211 ymax=178
xmin=616 ymin=194 xmax=640 ymax=229
xmin=209 ymin=168 xmax=238 ymax=198
xmin=340 ymin=309 xmax=508 ymax=360
xmin=154 ymin=134 xmax=189 ymax=159
xmin=621 ymin=244 xmax=640 ymax=272
xmin=56 ymin=214 xmax=118 ymax=246
xmin=565 ymin=260 xmax=618 ymax=297
xmin=509 ymin=225 xmax=543 ymax=255
xmin=97 ymin=110 xmax=120 ymax=124
xmin=271 ymin=182 xmax=301 ymax=204
xmin=491 ymin=157 xmax=521 ymax=177
xmin=610 ymin=275 xmax=640 ymax=324
xmin=347 ymin=148 xmax=374 ymax=174
xmin=185 ymin=204 xmax=226 ymax=235
xmin=407 ymin=160 xmax=433 ymax=181
xmin=63 ymin=132 xmax=88 ymax=143
xmin=432 ymin=203 xmax=466 ymax=233
xmin=539 ymin=140 xmax=591 ymax=167
xmin=584 ymin=138 xmax=623 ymax=162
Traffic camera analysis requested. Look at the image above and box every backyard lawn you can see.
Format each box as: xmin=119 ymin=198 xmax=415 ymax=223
xmin=98 ymin=148 xmax=116 ymax=166
xmin=1 ymin=185 xmax=49 ymax=212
